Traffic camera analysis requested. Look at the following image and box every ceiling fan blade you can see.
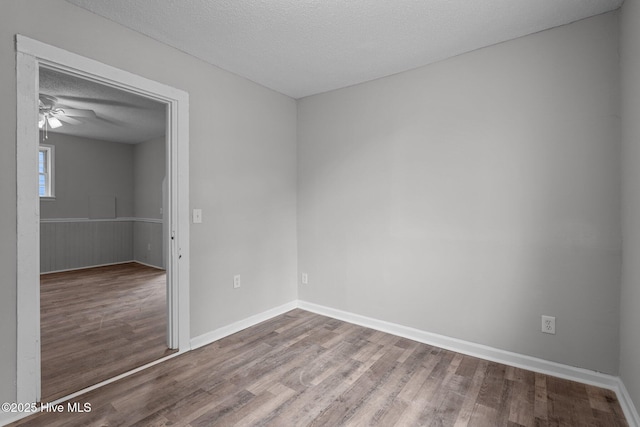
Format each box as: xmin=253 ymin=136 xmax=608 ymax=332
xmin=39 ymin=94 xmax=58 ymax=107
xmin=59 ymin=108 xmax=96 ymax=118
xmin=56 ymin=115 xmax=82 ymax=125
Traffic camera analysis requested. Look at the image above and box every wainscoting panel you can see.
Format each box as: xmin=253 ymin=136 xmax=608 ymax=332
xmin=40 ymin=218 xmax=165 ymax=273
xmin=133 ymin=219 xmax=164 ymax=269
xmin=40 ymin=220 xmax=134 ymax=273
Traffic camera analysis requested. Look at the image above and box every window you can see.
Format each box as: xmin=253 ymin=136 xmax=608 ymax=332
xmin=39 ymin=144 xmax=54 ymax=198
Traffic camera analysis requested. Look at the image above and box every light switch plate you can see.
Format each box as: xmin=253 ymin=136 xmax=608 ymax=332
xmin=192 ymin=209 xmax=202 ymax=223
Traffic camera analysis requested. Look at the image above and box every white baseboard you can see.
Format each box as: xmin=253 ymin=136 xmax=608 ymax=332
xmin=40 ymin=217 xmax=162 ymax=223
xmin=617 ymin=379 xmax=640 ymax=427
xmin=298 ymin=300 xmax=639 ymax=427
xmin=40 ymin=260 xmax=135 ymax=275
xmin=190 ymin=301 xmax=299 ymax=350
xmin=6 ymin=298 xmax=635 ymax=427
xmin=40 ymin=260 xmax=164 ymax=275
xmin=133 ymin=260 xmax=166 ymax=270
xmin=0 ymin=350 xmax=185 ymax=427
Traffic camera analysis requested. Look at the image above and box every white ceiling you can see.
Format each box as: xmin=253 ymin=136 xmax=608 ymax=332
xmin=40 ymin=67 xmax=166 ymax=144
xmin=66 ymin=0 xmax=623 ymax=99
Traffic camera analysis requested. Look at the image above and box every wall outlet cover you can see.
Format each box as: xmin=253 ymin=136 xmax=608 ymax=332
xmin=542 ymin=315 xmax=556 ymax=334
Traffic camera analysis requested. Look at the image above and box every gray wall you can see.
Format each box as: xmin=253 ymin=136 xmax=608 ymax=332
xmin=38 ymin=133 xmax=166 ymax=271
xmin=620 ymin=0 xmax=640 ymax=412
xmin=3 ymin=0 xmax=634 ymax=415
xmin=40 ymin=132 xmax=134 ymax=220
xmin=1 ymin=0 xmax=298 ymax=405
xmin=133 ymin=136 xmax=166 ymax=268
xmin=38 ymin=133 xmax=136 ymax=272
xmin=297 ymin=12 xmax=621 ymax=374
xmin=133 ymin=136 xmax=165 ymax=220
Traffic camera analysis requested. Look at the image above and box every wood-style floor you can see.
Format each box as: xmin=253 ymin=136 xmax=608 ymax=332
xmin=12 ymin=309 xmax=627 ymax=426
xmin=40 ymin=262 xmax=175 ymax=402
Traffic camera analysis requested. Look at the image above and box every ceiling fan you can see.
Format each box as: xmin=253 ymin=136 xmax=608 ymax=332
xmin=38 ymin=94 xmax=96 ymax=132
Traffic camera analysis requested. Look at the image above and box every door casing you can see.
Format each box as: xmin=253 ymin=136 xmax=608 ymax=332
xmin=15 ymin=34 xmax=190 ymax=403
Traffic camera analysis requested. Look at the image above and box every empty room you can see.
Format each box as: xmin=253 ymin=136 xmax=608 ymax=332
xmin=1 ymin=0 xmax=640 ymax=426
xmin=37 ymin=67 xmax=173 ymax=402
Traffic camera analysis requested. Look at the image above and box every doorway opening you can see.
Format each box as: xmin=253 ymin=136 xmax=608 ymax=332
xmin=38 ymin=67 xmax=175 ymax=401
xmin=16 ymin=35 xmax=190 ymax=404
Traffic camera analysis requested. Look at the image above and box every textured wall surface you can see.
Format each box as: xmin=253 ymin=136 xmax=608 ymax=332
xmin=38 ymin=133 xmax=167 ymax=271
xmin=2 ymin=0 xmax=635 ymax=420
xmin=1 ymin=0 xmax=297 ymax=405
xmin=133 ymin=136 xmax=165 ymax=220
xmin=620 ymin=0 xmax=640 ymax=413
xmin=39 ymin=132 xmax=134 ymax=220
xmin=298 ymin=12 xmax=621 ymax=374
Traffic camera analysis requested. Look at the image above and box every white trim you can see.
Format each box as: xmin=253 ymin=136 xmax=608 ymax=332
xmin=16 ymin=35 xmax=187 ymax=105
xmin=297 ymin=301 xmax=617 ymax=388
xmin=40 ymin=260 xmax=135 ymax=275
xmin=3 ymin=298 xmax=638 ymax=426
xmin=133 ymin=260 xmax=166 ymax=270
xmin=617 ymin=379 xmax=640 ymax=427
xmin=16 ymin=46 xmax=41 ymax=405
xmin=297 ymin=300 xmax=639 ymax=426
xmin=1 ymin=350 xmax=184 ymax=426
xmin=39 ymin=217 xmax=163 ymax=223
xmin=132 ymin=217 xmax=164 ymax=224
xmin=190 ymin=301 xmax=299 ymax=350
xmin=15 ymin=34 xmax=190 ymax=405
xmin=40 ymin=260 xmax=165 ymax=275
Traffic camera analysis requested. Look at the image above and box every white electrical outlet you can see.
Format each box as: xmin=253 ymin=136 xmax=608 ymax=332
xmin=301 ymin=273 xmax=308 ymax=285
xmin=541 ymin=315 xmax=556 ymax=334
xmin=233 ymin=274 xmax=241 ymax=289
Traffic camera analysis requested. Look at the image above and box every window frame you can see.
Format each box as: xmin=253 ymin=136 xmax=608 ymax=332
xmin=38 ymin=144 xmax=55 ymax=199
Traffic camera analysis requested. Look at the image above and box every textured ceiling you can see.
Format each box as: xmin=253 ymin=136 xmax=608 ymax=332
xmin=66 ymin=0 xmax=623 ymax=99
xmin=40 ymin=67 xmax=165 ymax=144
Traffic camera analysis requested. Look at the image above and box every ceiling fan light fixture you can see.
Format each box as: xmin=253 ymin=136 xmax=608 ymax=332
xmin=39 ymin=94 xmax=96 ymax=132
xmin=47 ymin=116 xmax=63 ymax=129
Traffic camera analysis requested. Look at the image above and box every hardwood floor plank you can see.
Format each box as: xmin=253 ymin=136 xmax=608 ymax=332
xmin=395 ymin=357 xmax=439 ymax=404
xmin=40 ymin=263 xmax=173 ymax=402
xmin=309 ymin=346 xmax=405 ymax=426
xmin=508 ymin=380 xmax=535 ymax=426
xmin=347 ymin=346 xmax=418 ymax=425
xmin=264 ymin=358 xmax=363 ymax=426
xmin=416 ymin=353 xmax=466 ymax=426
xmin=453 ymin=359 xmax=489 ymax=426
xmin=11 ymin=309 xmax=629 ymax=427
xmin=376 ymin=399 xmax=409 ymax=426
xmin=476 ymin=361 xmax=507 ymax=410
xmin=350 ymin=343 xmax=431 ymax=425
xmin=234 ymin=383 xmax=297 ymax=426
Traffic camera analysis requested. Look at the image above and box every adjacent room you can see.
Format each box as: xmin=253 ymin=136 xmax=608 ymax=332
xmin=2 ymin=0 xmax=640 ymax=426
xmin=37 ymin=67 xmax=173 ymax=401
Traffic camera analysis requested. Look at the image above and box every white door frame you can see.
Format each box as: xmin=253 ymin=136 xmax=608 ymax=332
xmin=15 ymin=35 xmax=190 ymax=404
